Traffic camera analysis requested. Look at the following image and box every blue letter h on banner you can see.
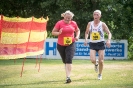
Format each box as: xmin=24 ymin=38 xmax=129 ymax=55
xmin=45 ymin=42 xmax=57 ymax=55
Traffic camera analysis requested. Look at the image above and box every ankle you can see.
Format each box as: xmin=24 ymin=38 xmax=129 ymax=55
xmin=67 ymin=77 xmax=70 ymax=79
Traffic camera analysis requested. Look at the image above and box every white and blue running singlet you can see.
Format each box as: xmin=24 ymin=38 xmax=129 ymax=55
xmin=89 ymin=21 xmax=104 ymax=43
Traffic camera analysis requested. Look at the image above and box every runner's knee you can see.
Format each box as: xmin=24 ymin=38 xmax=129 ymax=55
xmin=99 ymin=59 xmax=104 ymax=64
xmin=90 ymin=58 xmax=96 ymax=63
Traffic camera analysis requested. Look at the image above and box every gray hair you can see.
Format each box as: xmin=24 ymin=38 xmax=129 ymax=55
xmin=93 ymin=10 xmax=101 ymax=15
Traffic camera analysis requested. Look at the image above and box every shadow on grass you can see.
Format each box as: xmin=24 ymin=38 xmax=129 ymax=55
xmin=0 ymin=78 xmax=96 ymax=87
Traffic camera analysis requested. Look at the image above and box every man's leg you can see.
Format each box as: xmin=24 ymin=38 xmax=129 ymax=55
xmin=90 ymin=49 xmax=97 ymax=65
xmin=98 ymin=50 xmax=104 ymax=80
xmin=90 ymin=49 xmax=99 ymax=73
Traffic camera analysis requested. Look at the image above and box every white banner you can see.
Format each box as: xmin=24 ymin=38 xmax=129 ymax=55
xmin=28 ymin=39 xmax=128 ymax=59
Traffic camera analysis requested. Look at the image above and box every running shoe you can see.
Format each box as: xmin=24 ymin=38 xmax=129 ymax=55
xmin=66 ymin=77 xmax=71 ymax=83
xmin=98 ymin=74 xmax=102 ymax=80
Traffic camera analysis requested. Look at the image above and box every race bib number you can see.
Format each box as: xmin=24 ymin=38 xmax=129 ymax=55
xmin=91 ymin=32 xmax=100 ymax=40
xmin=64 ymin=37 xmax=72 ymax=45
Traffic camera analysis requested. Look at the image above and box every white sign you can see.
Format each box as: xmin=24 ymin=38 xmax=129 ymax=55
xmin=28 ymin=39 xmax=128 ymax=59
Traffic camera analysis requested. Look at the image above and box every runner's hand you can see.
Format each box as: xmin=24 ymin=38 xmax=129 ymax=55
xmin=59 ymin=28 xmax=62 ymax=35
xmin=84 ymin=41 xmax=88 ymax=46
xmin=75 ymin=37 xmax=79 ymax=41
xmin=106 ymin=39 xmax=111 ymax=48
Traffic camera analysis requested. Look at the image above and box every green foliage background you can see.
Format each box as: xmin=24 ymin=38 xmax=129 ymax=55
xmin=0 ymin=0 xmax=133 ymax=59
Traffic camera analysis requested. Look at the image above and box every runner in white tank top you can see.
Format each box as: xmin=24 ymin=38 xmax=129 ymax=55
xmin=89 ymin=21 xmax=104 ymax=43
xmin=84 ymin=10 xmax=112 ymax=80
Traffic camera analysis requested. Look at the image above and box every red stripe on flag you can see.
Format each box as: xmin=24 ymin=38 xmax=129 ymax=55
xmin=0 ymin=40 xmax=45 ymax=55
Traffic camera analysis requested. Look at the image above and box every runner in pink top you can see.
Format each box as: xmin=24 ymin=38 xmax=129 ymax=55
xmin=52 ymin=10 xmax=80 ymax=83
xmin=54 ymin=20 xmax=78 ymax=46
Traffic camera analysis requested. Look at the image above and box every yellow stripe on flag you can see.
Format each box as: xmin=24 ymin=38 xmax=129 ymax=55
xmin=3 ymin=16 xmax=32 ymax=22
xmin=3 ymin=16 xmax=49 ymax=23
xmin=26 ymin=50 xmax=44 ymax=56
xmin=1 ymin=31 xmax=47 ymax=44
xmin=29 ymin=31 xmax=47 ymax=42
xmin=1 ymin=32 xmax=29 ymax=44
xmin=0 ymin=53 xmax=26 ymax=59
xmin=0 ymin=50 xmax=44 ymax=59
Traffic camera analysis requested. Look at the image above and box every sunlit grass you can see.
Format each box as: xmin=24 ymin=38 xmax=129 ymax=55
xmin=0 ymin=59 xmax=133 ymax=88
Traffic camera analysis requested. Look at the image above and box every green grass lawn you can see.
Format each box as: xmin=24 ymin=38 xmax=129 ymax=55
xmin=0 ymin=59 xmax=133 ymax=88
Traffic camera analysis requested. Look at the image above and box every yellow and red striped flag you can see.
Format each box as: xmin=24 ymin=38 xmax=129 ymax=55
xmin=0 ymin=15 xmax=48 ymax=59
